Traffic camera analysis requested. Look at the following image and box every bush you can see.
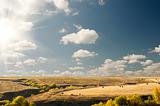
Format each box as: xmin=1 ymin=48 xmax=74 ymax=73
xmin=29 ymin=102 xmax=36 ymax=106
xmin=152 ymin=87 xmax=160 ymax=104
xmin=0 ymin=96 xmax=36 ymax=106
xmin=127 ymin=95 xmax=144 ymax=106
xmin=50 ymin=84 xmax=56 ymax=88
xmin=114 ymin=96 xmax=128 ymax=106
xmin=91 ymin=102 xmax=104 ymax=106
xmin=144 ymin=96 xmax=156 ymax=105
xmin=0 ymin=100 xmax=10 ymax=105
xmin=12 ymin=96 xmax=29 ymax=106
xmin=106 ymin=99 xmax=114 ymax=106
xmin=66 ymin=85 xmax=78 ymax=89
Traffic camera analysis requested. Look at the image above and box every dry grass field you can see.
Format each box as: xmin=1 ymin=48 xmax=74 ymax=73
xmin=21 ymin=76 xmax=154 ymax=85
xmin=0 ymin=78 xmax=38 ymax=93
xmin=0 ymin=77 xmax=160 ymax=106
xmin=63 ymin=83 xmax=160 ymax=96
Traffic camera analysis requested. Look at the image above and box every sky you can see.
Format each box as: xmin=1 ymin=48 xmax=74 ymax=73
xmin=0 ymin=0 xmax=160 ymax=76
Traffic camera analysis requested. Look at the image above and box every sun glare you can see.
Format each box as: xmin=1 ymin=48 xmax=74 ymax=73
xmin=0 ymin=18 xmax=19 ymax=46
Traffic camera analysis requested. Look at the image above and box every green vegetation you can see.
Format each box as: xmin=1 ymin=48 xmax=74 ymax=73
xmin=23 ymin=79 xmax=82 ymax=93
xmin=66 ymin=85 xmax=79 ymax=89
xmin=0 ymin=96 xmax=36 ymax=106
xmin=92 ymin=88 xmax=160 ymax=106
xmin=23 ymin=80 xmax=56 ymax=92
xmin=152 ymin=87 xmax=160 ymax=104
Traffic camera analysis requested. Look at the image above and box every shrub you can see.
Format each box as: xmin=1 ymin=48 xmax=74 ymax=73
xmin=152 ymin=87 xmax=160 ymax=104
xmin=91 ymin=102 xmax=104 ymax=106
xmin=0 ymin=100 xmax=10 ymax=105
xmin=50 ymin=84 xmax=56 ymax=88
xmin=114 ymin=96 xmax=128 ymax=106
xmin=144 ymin=96 xmax=156 ymax=105
xmin=66 ymin=85 xmax=78 ymax=89
xmin=12 ymin=96 xmax=29 ymax=106
xmin=127 ymin=95 xmax=144 ymax=106
xmin=29 ymin=102 xmax=36 ymax=106
xmin=106 ymin=99 xmax=114 ymax=106
xmin=1 ymin=96 xmax=36 ymax=106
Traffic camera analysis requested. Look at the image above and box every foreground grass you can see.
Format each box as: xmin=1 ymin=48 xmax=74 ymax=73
xmin=92 ymin=88 xmax=160 ymax=106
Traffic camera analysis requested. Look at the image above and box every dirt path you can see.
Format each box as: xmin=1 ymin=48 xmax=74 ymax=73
xmin=63 ymin=83 xmax=160 ymax=96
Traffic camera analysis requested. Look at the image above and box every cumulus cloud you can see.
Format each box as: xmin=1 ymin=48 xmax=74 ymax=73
xmin=143 ymin=63 xmax=160 ymax=75
xmin=8 ymin=40 xmax=37 ymax=52
xmin=60 ymin=29 xmax=99 ymax=45
xmin=68 ymin=66 xmax=84 ymax=70
xmin=37 ymin=57 xmax=48 ymax=63
xmin=73 ymin=24 xmax=82 ymax=30
xmin=52 ymin=0 xmax=71 ymax=14
xmin=97 ymin=0 xmax=106 ymax=6
xmin=52 ymin=0 xmax=79 ymax=15
xmin=59 ymin=28 xmax=68 ymax=33
xmin=72 ymin=49 xmax=98 ymax=61
xmin=0 ymin=40 xmax=37 ymax=68
xmin=60 ymin=70 xmax=85 ymax=76
xmin=14 ymin=62 xmax=24 ymax=68
xmin=123 ymin=54 xmax=146 ymax=64
xmin=0 ymin=0 xmax=69 ymax=47
xmin=102 ymin=59 xmax=127 ymax=71
xmin=151 ymin=45 xmax=160 ymax=55
xmin=15 ymin=57 xmax=48 ymax=68
xmin=24 ymin=59 xmax=37 ymax=66
xmin=31 ymin=70 xmax=47 ymax=75
xmin=0 ymin=0 xmax=44 ymax=43
xmin=140 ymin=60 xmax=153 ymax=66
xmin=1 ymin=51 xmax=26 ymax=60
xmin=6 ymin=69 xmax=47 ymax=76
xmin=89 ymin=59 xmax=127 ymax=76
xmin=6 ymin=70 xmax=21 ymax=75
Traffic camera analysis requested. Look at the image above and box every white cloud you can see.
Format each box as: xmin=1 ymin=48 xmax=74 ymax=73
xmin=42 ymin=9 xmax=58 ymax=16
xmin=52 ymin=0 xmax=71 ymax=14
xmin=72 ymin=49 xmax=98 ymax=61
xmin=14 ymin=62 xmax=23 ymax=68
xmin=151 ymin=45 xmax=160 ymax=55
xmin=24 ymin=59 xmax=37 ymax=66
xmin=8 ymin=40 xmax=37 ymax=52
xmin=77 ymin=62 xmax=83 ymax=65
xmin=73 ymin=24 xmax=82 ymax=30
xmin=6 ymin=69 xmax=47 ymax=76
xmin=68 ymin=66 xmax=84 ymax=70
xmin=123 ymin=54 xmax=146 ymax=64
xmin=60 ymin=70 xmax=85 ymax=76
xmin=6 ymin=70 xmax=21 ymax=74
xmin=140 ymin=60 xmax=153 ymax=66
xmin=31 ymin=70 xmax=46 ymax=75
xmin=60 ymin=29 xmax=99 ymax=45
xmin=14 ymin=57 xmax=48 ymax=68
xmin=99 ymin=59 xmax=127 ymax=71
xmin=97 ymin=0 xmax=106 ymax=6
xmin=0 ymin=0 xmax=43 ymax=44
xmin=0 ymin=0 xmax=62 ymax=46
xmin=59 ymin=28 xmax=68 ymax=33
xmin=1 ymin=51 xmax=25 ymax=60
xmin=143 ymin=63 xmax=160 ymax=75
xmin=71 ymin=11 xmax=79 ymax=16
xmin=89 ymin=59 xmax=127 ymax=76
xmin=37 ymin=57 xmax=48 ymax=63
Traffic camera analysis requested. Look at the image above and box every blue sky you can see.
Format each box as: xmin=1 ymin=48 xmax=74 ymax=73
xmin=0 ymin=0 xmax=160 ymax=76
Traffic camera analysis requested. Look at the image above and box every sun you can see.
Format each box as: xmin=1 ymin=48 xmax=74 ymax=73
xmin=0 ymin=18 xmax=19 ymax=46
